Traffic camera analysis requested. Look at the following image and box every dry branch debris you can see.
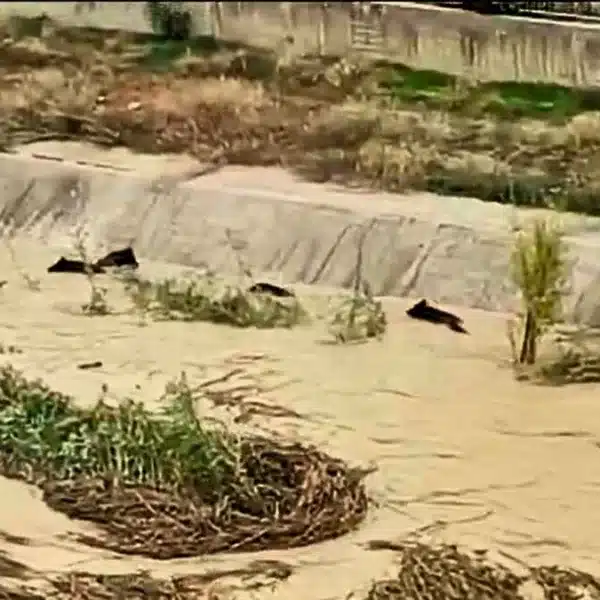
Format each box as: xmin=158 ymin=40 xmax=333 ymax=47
xmin=42 ymin=436 xmax=369 ymax=559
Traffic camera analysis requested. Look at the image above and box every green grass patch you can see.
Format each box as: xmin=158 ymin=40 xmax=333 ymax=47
xmin=379 ymin=65 xmax=456 ymax=104
xmin=378 ymin=62 xmax=600 ymax=120
xmin=0 ymin=366 xmax=235 ymax=492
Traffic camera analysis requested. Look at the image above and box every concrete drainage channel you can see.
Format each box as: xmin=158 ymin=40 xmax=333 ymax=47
xmin=3 ymin=141 xmax=600 ymax=327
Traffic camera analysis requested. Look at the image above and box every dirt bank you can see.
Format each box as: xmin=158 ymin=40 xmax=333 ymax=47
xmin=1 ymin=27 xmax=600 ymax=215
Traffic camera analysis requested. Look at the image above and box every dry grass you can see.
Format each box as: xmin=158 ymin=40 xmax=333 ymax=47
xmin=73 ymin=226 xmax=111 ymax=316
xmin=534 ymin=343 xmax=600 ymax=385
xmin=3 ymin=67 xmax=106 ymax=114
xmin=167 ymin=76 xmax=270 ymax=110
xmin=5 ymin=25 xmax=600 ymax=376
xmin=296 ymin=103 xmax=600 ymax=206
xmin=1 ymin=27 xmax=600 ymax=212
xmin=0 ymin=561 xmax=294 ymax=600
xmin=364 ymin=540 xmax=600 ymax=600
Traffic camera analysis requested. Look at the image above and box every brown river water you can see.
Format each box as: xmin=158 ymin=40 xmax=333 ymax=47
xmin=0 ymin=239 xmax=597 ymax=600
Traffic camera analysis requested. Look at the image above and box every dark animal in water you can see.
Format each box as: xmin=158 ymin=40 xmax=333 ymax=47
xmin=77 ymin=360 xmax=103 ymax=370
xmin=406 ymin=299 xmax=468 ymax=334
xmin=246 ymin=282 xmax=295 ymax=298
xmin=47 ymin=247 xmax=138 ymax=274
xmin=94 ymin=246 xmax=139 ymax=269
xmin=47 ymin=257 xmax=105 ymax=274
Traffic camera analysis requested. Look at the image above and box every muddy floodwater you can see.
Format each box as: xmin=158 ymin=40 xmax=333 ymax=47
xmin=0 ymin=239 xmax=597 ymax=599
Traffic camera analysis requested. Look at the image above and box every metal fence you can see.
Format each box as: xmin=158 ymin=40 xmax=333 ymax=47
xmin=429 ymin=1 xmax=600 ymax=17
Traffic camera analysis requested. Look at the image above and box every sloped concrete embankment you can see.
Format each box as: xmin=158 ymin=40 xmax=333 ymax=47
xmin=2 ymin=151 xmax=600 ymax=326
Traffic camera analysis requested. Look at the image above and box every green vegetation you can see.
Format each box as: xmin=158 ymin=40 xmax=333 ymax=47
xmin=509 ymin=216 xmax=569 ymax=366
xmin=0 ymin=366 xmax=234 ymax=489
xmin=74 ymin=229 xmax=110 ymax=316
xmin=328 ymin=227 xmax=387 ymax=344
xmin=379 ymin=64 xmax=600 ymax=121
xmin=328 ymin=286 xmax=387 ymax=344
xmin=0 ymin=365 xmax=368 ymax=558
xmin=121 ymin=271 xmax=306 ymax=329
xmin=505 ymin=215 xmax=600 ymax=385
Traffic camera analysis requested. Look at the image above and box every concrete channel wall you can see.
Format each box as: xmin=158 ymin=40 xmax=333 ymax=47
xmin=4 ymin=1 xmax=600 ymax=86
xmin=5 ymin=146 xmax=600 ymax=326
